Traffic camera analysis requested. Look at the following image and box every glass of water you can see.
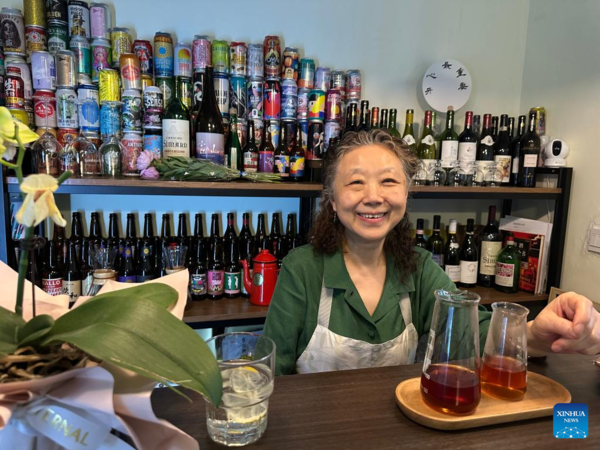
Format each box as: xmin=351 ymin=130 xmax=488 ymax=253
xmin=205 ymin=332 xmax=276 ymax=447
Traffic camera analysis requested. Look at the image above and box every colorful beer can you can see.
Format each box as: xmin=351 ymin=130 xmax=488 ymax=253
xmin=0 ymin=8 xmax=26 ymax=56
xmin=4 ymin=66 xmax=25 ymax=108
xmin=281 ymin=47 xmax=299 ymax=80
xmin=6 ymin=55 xmax=32 ymax=100
xmin=298 ymin=58 xmax=315 ymax=89
xmin=78 ymin=86 xmax=100 ymax=132
xmin=268 ymin=119 xmax=280 ymax=150
xmin=91 ymin=37 xmax=111 ymax=82
xmin=296 ymin=87 xmax=309 ymax=120
xmin=141 ymin=75 xmax=153 ymax=90
xmin=345 ymin=70 xmax=361 ymax=100
xmin=143 ymin=86 xmax=163 ymax=129
xmin=8 ymin=107 xmax=29 ymax=127
xmin=100 ymin=102 xmax=120 ymax=138
xmin=331 ymin=70 xmax=345 ymax=99
xmin=155 ymin=76 xmax=174 ymax=108
xmin=98 ymin=68 xmax=119 ymax=102
xmin=211 ymin=40 xmax=229 ymax=74
xmin=315 ymin=67 xmax=331 ymax=92
xmin=229 ymin=41 xmax=246 ymax=76
xmin=121 ymin=131 xmax=142 ymax=176
xmin=56 ymin=86 xmax=78 ymax=128
xmin=247 ymin=78 xmax=263 ymax=119
xmin=33 ymin=90 xmax=57 ymax=127
xmin=133 ymin=39 xmax=153 ymax=77
xmin=67 ymin=0 xmax=90 ymax=38
xmin=154 ymin=31 xmax=173 ymax=77
xmin=57 ymin=126 xmax=78 ymax=147
xmin=46 ymin=0 xmax=68 ymax=23
xmin=143 ymin=129 xmax=162 ymax=158
xmin=90 ymin=2 xmax=111 ymax=39
xmin=25 ymin=26 xmax=47 ymax=60
xmin=31 ymin=51 xmax=56 ymax=90
xmin=119 ymin=53 xmax=141 ymax=91
xmin=247 ymin=43 xmax=263 ymax=79
xmin=308 ymin=89 xmax=325 ymax=121
xmin=229 ymin=75 xmax=246 ymax=120
xmin=111 ymin=27 xmax=131 ymax=68
xmin=324 ymin=120 xmax=341 ymax=150
xmin=24 ymin=0 xmax=47 ymax=28
xmin=47 ymin=22 xmax=68 ymax=56
xmin=121 ymin=89 xmax=142 ymax=132
xmin=307 ymin=120 xmax=324 ymax=160
xmin=281 ymin=79 xmax=297 ymax=120
xmin=298 ymin=120 xmax=308 ymax=150
xmin=55 ymin=49 xmax=76 ymax=87
xmin=214 ymin=72 xmax=229 ymax=119
xmin=69 ymin=35 xmax=91 ymax=75
xmin=192 ymin=35 xmax=210 ymax=72
xmin=325 ymin=89 xmax=342 ymax=122
xmin=263 ymin=78 xmax=280 ymax=120
xmin=263 ymin=35 xmax=280 ymax=78
xmin=174 ymin=42 xmax=192 ymax=78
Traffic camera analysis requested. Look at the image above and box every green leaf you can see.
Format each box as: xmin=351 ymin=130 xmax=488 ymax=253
xmin=41 ymin=297 xmax=222 ymax=406
xmin=82 ymin=283 xmax=177 ymax=310
xmin=0 ymin=306 xmax=26 ymax=358
xmin=17 ymin=314 xmax=55 ymax=347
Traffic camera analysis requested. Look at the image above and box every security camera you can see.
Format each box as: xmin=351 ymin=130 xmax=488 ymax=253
xmin=543 ymin=139 xmax=569 ymax=168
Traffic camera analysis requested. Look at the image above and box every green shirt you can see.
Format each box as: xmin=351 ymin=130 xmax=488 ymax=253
xmin=263 ymin=245 xmax=491 ymax=375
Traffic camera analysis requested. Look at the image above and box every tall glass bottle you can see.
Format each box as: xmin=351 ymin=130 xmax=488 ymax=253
xmin=243 ymin=119 xmax=259 ymax=173
xmin=356 ymin=100 xmax=370 ymax=132
xmin=106 ymin=212 xmax=120 ymax=268
xmin=136 ymin=213 xmax=156 ymax=282
xmin=510 ymin=115 xmax=527 ymax=186
xmin=189 ymin=232 xmax=207 ymax=301
xmin=88 ymin=212 xmax=103 ymax=252
xmin=491 ymin=116 xmax=499 ymax=142
xmin=70 ymin=211 xmax=85 ymax=263
xmin=223 ymin=212 xmax=237 ymax=247
xmin=157 ymin=213 xmax=176 ymax=277
xmin=417 ymin=110 xmax=436 ymax=183
xmin=162 ymin=76 xmax=191 ymax=157
xmin=274 ymin=123 xmax=290 ymax=178
xmin=415 ymin=218 xmax=427 ymax=249
xmin=459 ymin=219 xmax=478 ymax=288
xmin=208 ymin=213 xmax=221 ymax=262
xmin=255 ymin=213 xmax=269 ymax=256
xmin=458 ymin=111 xmax=477 ymax=175
xmin=118 ymin=243 xmax=136 ymax=282
xmin=194 ymin=213 xmax=207 ymax=266
xmin=401 ymin=109 xmax=416 ymax=152
xmin=195 ymin=66 xmax=225 ymax=164
xmin=387 ymin=108 xmax=401 ymax=137
xmin=224 ymin=234 xmax=241 ymax=299
xmin=344 ymin=102 xmax=358 ymax=134
xmin=444 ymin=219 xmax=460 ymax=283
xmin=508 ymin=117 xmax=516 ymax=141
xmin=479 ymin=205 xmax=502 ymax=287
xmin=426 ymin=215 xmax=444 ymax=267
xmin=42 ymin=240 xmax=63 ymax=296
xmin=290 ymin=125 xmax=305 ymax=181
xmin=495 ymin=236 xmax=521 ymax=293
xmin=379 ymin=109 xmax=389 ymax=130
xmin=53 ymin=223 xmax=67 ymax=270
xmin=370 ymin=107 xmax=380 ymax=130
xmin=518 ymin=111 xmax=540 ymax=187
xmin=476 ymin=114 xmax=494 ymax=184
xmin=207 ymin=229 xmax=225 ymax=300
xmin=63 ymin=240 xmax=81 ymax=306
xmin=239 ymin=212 xmax=253 ymax=298
xmin=270 ymin=213 xmax=282 ymax=259
xmin=440 ymin=108 xmax=459 ymax=172
xmin=257 ymin=124 xmax=273 ymax=173
xmin=124 ymin=213 xmax=138 ymax=262
xmin=493 ymin=114 xmax=512 ymax=185
xmin=81 ymin=240 xmax=94 ymax=296
xmin=227 ymin=114 xmax=243 ymax=170
xmin=287 ymin=213 xmax=302 ymax=249
xmin=431 ymin=110 xmax=440 ymax=158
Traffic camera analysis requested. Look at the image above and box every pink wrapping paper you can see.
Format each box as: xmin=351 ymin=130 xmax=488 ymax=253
xmin=0 ymin=262 xmax=199 ymax=450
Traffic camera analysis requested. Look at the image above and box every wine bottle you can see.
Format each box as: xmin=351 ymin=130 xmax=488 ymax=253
xmin=195 ymin=66 xmax=225 ymax=164
xmin=124 ymin=213 xmax=138 ymax=262
xmin=70 ymin=211 xmax=84 ymax=263
xmin=53 ymin=223 xmax=67 ymax=271
xmin=290 ymin=125 xmax=305 ymax=181
xmin=189 ymin=232 xmax=207 ymax=301
xmin=63 ymin=240 xmax=81 ymax=306
xmin=379 ymin=109 xmax=389 ymax=130
xmin=414 ymin=218 xmax=427 ymax=249
xmin=193 ymin=213 xmax=207 ymax=266
xmin=495 ymin=236 xmax=521 ymax=293
xmin=208 ymin=213 xmax=221 ymax=261
xmin=510 ymin=115 xmax=527 ymax=186
xmin=387 ymin=108 xmax=401 ymax=137
xmin=223 ymin=212 xmax=237 ymax=247
xmin=224 ymin=234 xmax=241 ymax=299
xmin=431 ymin=110 xmax=440 ymax=158
xmin=106 ymin=212 xmax=120 ymax=269
xmin=258 ymin=123 xmax=274 ymax=173
xmin=444 ymin=219 xmax=460 ymax=283
xmin=255 ymin=213 xmax=269 ymax=256
xmin=274 ymin=123 xmax=290 ymax=178
xmin=478 ymin=205 xmax=502 ymax=287
xmin=163 ymin=76 xmax=191 ymax=158
xmin=80 ymin=239 xmax=94 ymax=296
xmin=493 ymin=114 xmax=512 ymax=185
xmin=158 ymin=213 xmax=177 ymax=277
xmin=243 ymin=119 xmax=259 ymax=173
xmin=136 ymin=215 xmax=156 ymax=282
xmin=227 ymin=114 xmax=243 ymax=170
xmin=440 ymin=108 xmax=458 ymax=171
xmin=458 ymin=111 xmax=477 ymax=175
xmin=426 ymin=215 xmax=444 ymax=267
xmin=417 ymin=111 xmax=436 ymax=183
xmin=345 ymin=102 xmax=358 ymax=134
xmin=473 ymin=114 xmax=481 ymax=138
xmin=491 ymin=116 xmax=499 ymax=142
xmin=118 ymin=243 xmax=136 ymax=283
xmin=459 ymin=219 xmax=478 ymax=288
xmin=402 ymin=109 xmax=417 ymax=152
xmin=356 ymin=100 xmax=370 ymax=132
xmin=42 ymin=240 xmax=63 ymax=296
xmin=508 ymin=116 xmax=515 ymax=141
xmin=370 ymin=107 xmax=380 ymax=130
xmin=270 ymin=213 xmax=282 ymax=259
xmin=518 ymin=111 xmax=540 ymax=187
xmin=88 ymin=212 xmax=103 ymax=252
xmin=207 ymin=231 xmax=225 ymax=300
xmin=476 ymin=114 xmax=494 ymax=184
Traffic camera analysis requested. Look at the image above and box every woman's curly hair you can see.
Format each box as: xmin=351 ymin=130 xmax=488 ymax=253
xmin=310 ymin=129 xmax=420 ymax=277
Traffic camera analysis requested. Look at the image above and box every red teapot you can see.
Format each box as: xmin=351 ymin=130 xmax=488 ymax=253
xmin=241 ymin=249 xmax=278 ymax=306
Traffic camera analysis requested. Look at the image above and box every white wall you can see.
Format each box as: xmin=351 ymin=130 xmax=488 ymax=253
xmin=520 ymin=0 xmax=600 ymax=300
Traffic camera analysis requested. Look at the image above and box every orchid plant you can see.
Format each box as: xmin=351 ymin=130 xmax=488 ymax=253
xmin=0 ymin=107 xmax=222 ymax=406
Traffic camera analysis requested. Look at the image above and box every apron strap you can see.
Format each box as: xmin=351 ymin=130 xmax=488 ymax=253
xmin=317 ymin=281 xmax=335 ymax=328
xmin=399 ymin=293 xmax=413 ymax=327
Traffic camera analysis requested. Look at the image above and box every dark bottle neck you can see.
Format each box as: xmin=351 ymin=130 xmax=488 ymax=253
xmin=126 ymin=215 xmax=136 ymax=238
xmin=445 ymin=111 xmax=454 ymax=130
xmin=528 ymin=112 xmax=537 ymax=133
xmin=210 ymin=215 xmax=220 ymax=237
xmin=271 ymin=214 xmax=280 ymax=235
xmin=89 ymin=213 xmax=102 ymax=238
xmin=487 ymin=206 xmax=496 ymax=226
xmin=161 ymin=215 xmax=172 ymax=238
xmin=108 ymin=215 xmax=119 ymax=238
xmin=71 ymin=213 xmax=83 ymax=237
xmin=464 ymin=111 xmax=473 ymax=130
xmin=389 ymin=109 xmax=397 ymax=128
xmin=143 ymin=215 xmax=154 ymax=238
xmin=178 ymin=214 xmax=188 ymax=237
xmin=194 ymin=214 xmax=204 ymax=237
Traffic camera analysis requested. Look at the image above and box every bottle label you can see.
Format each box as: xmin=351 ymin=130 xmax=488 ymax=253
xmin=480 ymin=241 xmax=503 ymax=276
xmin=244 ymin=151 xmax=259 ymax=172
xmin=42 ymin=277 xmax=62 ymax=296
xmin=225 ymin=271 xmax=241 ymax=295
xmin=445 ymin=265 xmax=460 ymax=283
xmin=191 ymin=273 xmax=207 ymax=295
xmin=403 ymin=134 xmax=416 ymax=146
xmin=290 ymin=155 xmax=305 ymax=178
xmin=136 ymin=274 xmax=156 ymax=282
xmin=207 ymin=270 xmax=224 ymax=295
xmin=196 ymin=132 xmax=225 ymax=165
xmin=440 ymin=140 xmax=458 ymax=167
xmin=63 ymin=279 xmax=81 ymax=305
xmin=431 ymin=253 xmax=443 ymax=267
xmin=494 ymin=155 xmax=512 ymax=183
xmin=274 ymin=155 xmax=290 ymax=176
xmin=259 ymin=150 xmax=274 ymax=172
xmin=480 ymin=136 xmax=494 ymax=147
xmin=118 ymin=275 xmax=136 ymax=283
xmin=458 ymin=142 xmax=477 ymax=162
xmin=523 ymin=154 xmax=537 ymax=168
xmin=163 ymin=119 xmax=190 ymax=157
xmin=495 ymin=262 xmax=515 ymax=287
xmin=511 ymin=155 xmax=520 ymax=175
xmin=82 ymin=273 xmax=93 ymax=296
xmin=421 ymin=135 xmax=435 ymax=146
xmin=449 ymin=242 xmax=459 ymax=249
xmin=459 ymin=260 xmax=478 ymax=284
xmin=144 ymin=134 xmax=163 ymax=159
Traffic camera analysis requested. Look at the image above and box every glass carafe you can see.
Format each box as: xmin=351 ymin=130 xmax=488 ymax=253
xmin=421 ymin=289 xmax=481 ymax=415
xmin=481 ymin=302 xmax=529 ymax=400
xmin=31 ymin=96 xmax=62 ymax=176
xmin=100 ymin=134 xmax=125 ymax=177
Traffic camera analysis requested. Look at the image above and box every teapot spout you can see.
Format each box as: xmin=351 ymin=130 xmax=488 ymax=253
xmin=241 ymin=258 xmax=252 ymax=295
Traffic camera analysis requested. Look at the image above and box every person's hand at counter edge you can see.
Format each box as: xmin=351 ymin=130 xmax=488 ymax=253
xmin=527 ymin=292 xmax=600 ymax=357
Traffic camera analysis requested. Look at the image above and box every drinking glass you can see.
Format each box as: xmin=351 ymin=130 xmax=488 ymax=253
xmin=448 ymin=161 xmax=467 ymax=187
xmin=430 ymin=161 xmax=447 ymax=187
xmin=31 ymin=97 xmax=62 ymax=176
xmin=163 ymin=245 xmax=188 ymax=274
xmin=205 ymin=333 xmax=276 ymax=447
xmin=413 ymin=161 xmax=428 ymax=186
xmin=483 ymin=163 xmax=503 ymax=187
xmin=481 ymin=302 xmax=529 ymax=400
xmin=421 ymin=290 xmax=481 ymax=415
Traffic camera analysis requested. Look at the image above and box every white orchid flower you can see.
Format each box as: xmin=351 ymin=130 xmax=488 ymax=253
xmin=16 ymin=174 xmax=67 ymax=227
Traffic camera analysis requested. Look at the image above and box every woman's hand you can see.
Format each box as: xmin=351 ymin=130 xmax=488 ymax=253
xmin=527 ymin=292 xmax=600 ymax=356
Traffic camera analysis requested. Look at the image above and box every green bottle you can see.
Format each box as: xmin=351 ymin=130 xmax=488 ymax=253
xmin=417 ymin=110 xmax=437 ymax=181
xmin=402 ymin=109 xmax=417 ymax=152
xmin=439 ymin=108 xmax=459 ymax=170
xmin=387 ymin=109 xmax=401 ymax=137
xmin=431 ymin=110 xmax=440 ymax=159
xmin=162 ymin=76 xmax=191 ymax=158
xmin=495 ymin=236 xmax=521 ymax=293
xmin=227 ymin=115 xmax=243 ymax=170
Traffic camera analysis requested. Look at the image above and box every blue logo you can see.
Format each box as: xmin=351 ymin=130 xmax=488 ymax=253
xmin=554 ymin=403 xmax=588 ymax=438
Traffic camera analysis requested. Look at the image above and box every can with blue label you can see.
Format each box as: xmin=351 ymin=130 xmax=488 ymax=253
xmin=144 ymin=128 xmax=162 ymax=158
xmin=122 ymin=88 xmax=142 ymax=132
xmin=247 ymin=78 xmax=263 ymax=119
xmin=229 ymin=75 xmax=247 ymax=120
xmin=281 ymin=79 xmax=297 ymax=120
xmin=78 ymin=84 xmax=99 ymax=131
xmin=154 ymin=31 xmax=173 ymax=77
xmin=100 ymin=102 xmax=121 ymax=139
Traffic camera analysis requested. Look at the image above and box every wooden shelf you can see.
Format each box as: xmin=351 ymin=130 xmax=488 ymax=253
xmin=469 ymin=286 xmax=548 ymax=305
xmin=6 ymin=176 xmax=562 ymax=199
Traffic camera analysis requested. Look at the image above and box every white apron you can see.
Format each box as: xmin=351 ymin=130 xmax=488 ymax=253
xmin=296 ymin=282 xmax=419 ymax=374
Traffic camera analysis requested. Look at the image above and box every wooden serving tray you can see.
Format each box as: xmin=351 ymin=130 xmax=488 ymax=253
xmin=396 ymin=372 xmax=571 ymax=430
